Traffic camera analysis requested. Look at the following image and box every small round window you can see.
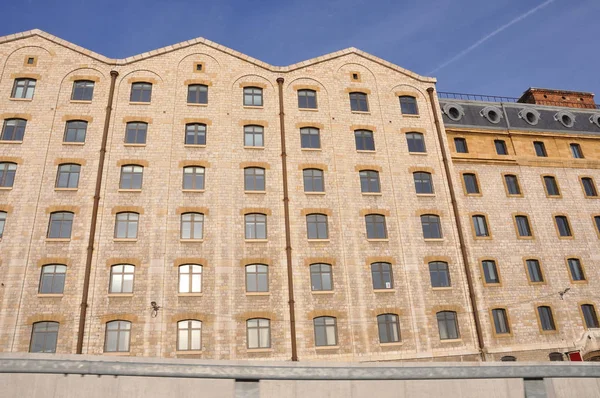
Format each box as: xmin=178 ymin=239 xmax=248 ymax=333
xmin=518 ymin=108 xmax=540 ymax=126
xmin=443 ymin=103 xmax=464 ymax=121
xmin=480 ymin=106 xmax=502 ymax=124
xmin=554 ymin=111 xmax=575 ymax=128
xmin=589 ymin=114 xmax=600 ymax=129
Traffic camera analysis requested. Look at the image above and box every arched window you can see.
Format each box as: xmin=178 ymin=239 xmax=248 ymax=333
xmin=245 ymin=213 xmax=267 ymax=239
xmin=1 ymin=118 xmax=27 ymax=141
xmin=313 ymin=316 xmax=337 ymax=346
xmin=71 ymin=80 xmax=95 ymax=101
xmin=421 ymin=214 xmax=442 ymax=239
xmin=12 ymin=78 xmax=36 ymax=99
xmin=429 ymin=261 xmax=450 ymax=287
xmin=47 ymin=211 xmax=73 ymax=239
xmin=130 ymin=82 xmax=152 ymax=102
xmin=125 ymin=122 xmax=148 ymax=144
xmin=548 ymin=352 xmax=563 ymax=361
xmin=114 ymin=212 xmax=139 ymax=239
xmin=354 ymin=129 xmax=374 ymax=151
xmin=244 ymin=167 xmax=265 ymax=191
xmin=181 ymin=212 xmax=204 ymax=240
xmin=413 ymin=172 xmax=433 ymax=194
xmin=63 ymin=120 xmax=88 ymax=143
xmin=436 ymin=311 xmax=459 ymax=340
xmin=39 ymin=264 xmax=67 ymax=294
xmin=183 ymin=166 xmax=205 ymax=190
xmin=501 ymin=356 xmax=516 ymax=362
xmin=300 ymin=127 xmax=320 ymax=149
xmin=245 ymin=264 xmax=268 ymax=292
xmin=365 ymin=214 xmax=387 ymax=239
xmin=399 ymin=96 xmax=418 ymax=115
xmin=310 ymin=263 xmax=332 ymax=291
xmin=371 ymin=262 xmax=393 ymax=289
xmin=30 ymin=321 xmax=59 ymax=353
xmin=306 ymin=213 xmax=328 ymax=239
xmin=359 ymin=170 xmax=380 ymax=193
xmin=377 ymin=314 xmax=400 ymax=343
xmin=0 ymin=162 xmax=17 ymax=187
xmin=349 ymin=92 xmax=368 ymax=112
xmin=406 ymin=132 xmax=426 ymax=153
xmin=104 ymin=320 xmax=131 ymax=352
xmin=178 ymin=264 xmax=202 ymax=293
xmin=120 ymin=165 xmax=144 ymax=189
xmin=187 ymin=84 xmax=208 ymax=104
xmin=298 ymin=89 xmax=317 ymax=109
xmin=244 ymin=125 xmax=264 ymax=147
xmin=243 ymin=87 xmax=263 ymax=107
xmin=303 ymin=168 xmax=324 ymax=192
xmin=109 ymin=264 xmax=135 ymax=293
xmin=55 ymin=164 xmax=81 ymax=189
xmin=177 ymin=320 xmax=202 ymax=351
xmin=247 ymin=318 xmax=270 ymax=348
xmin=185 ymin=123 xmax=207 ymax=145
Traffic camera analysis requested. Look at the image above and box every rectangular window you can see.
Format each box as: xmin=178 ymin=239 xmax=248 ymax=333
xmin=30 ymin=322 xmax=59 ymax=353
xmin=463 ymin=173 xmax=480 ymax=194
xmin=306 ymin=214 xmax=328 ymax=239
xmin=454 ymin=138 xmax=468 ymax=153
xmin=39 ymin=265 xmax=67 ymax=294
xmin=365 ymin=215 xmax=387 ymax=239
xmin=371 ymin=262 xmax=393 ymax=289
xmin=437 ymin=311 xmax=459 ymax=340
xmin=245 ymin=264 xmax=268 ymax=292
xmin=245 ymin=214 xmax=267 ymax=239
xmin=0 ymin=211 xmax=6 ymax=239
xmin=359 ymin=170 xmax=380 ymax=193
xmin=515 ymin=215 xmax=532 ymax=237
xmin=47 ymin=212 xmax=73 ymax=239
xmin=243 ymin=87 xmax=263 ymax=107
xmin=314 ymin=317 xmax=337 ymax=346
xmin=429 ymin=262 xmax=450 ymax=288
xmin=482 ymin=260 xmax=500 ymax=284
xmin=349 ymin=92 xmax=369 ymax=112
xmin=492 ymin=309 xmax=510 ymax=334
xmin=1 ymin=119 xmax=27 ymax=141
xmin=582 ymin=305 xmax=599 ymax=328
xmin=533 ymin=141 xmax=547 ymax=157
xmin=421 ymin=215 xmax=442 ymax=239
xmin=595 ymin=216 xmax=600 ymax=235
xmin=537 ymin=306 xmax=556 ymax=331
xmin=555 ymin=216 xmax=572 ymax=237
xmin=526 ymin=259 xmax=544 ymax=283
xmin=244 ymin=125 xmax=264 ymax=147
xmin=187 ymin=84 xmax=208 ymax=104
xmin=64 ymin=120 xmax=87 ymax=143
xmin=543 ymin=176 xmax=560 ymax=196
xmin=494 ymin=140 xmax=508 ymax=155
xmin=114 ymin=213 xmax=139 ymax=239
xmin=504 ymin=174 xmax=521 ymax=196
xmin=71 ymin=80 xmax=94 ymax=101
xmin=472 ymin=215 xmax=490 ymax=237
xmin=570 ymin=143 xmax=584 ymax=159
xmin=354 ymin=130 xmax=375 ymax=151
xmin=568 ymin=258 xmax=585 ymax=281
xmin=298 ymin=89 xmax=317 ymax=109
xmin=12 ymin=78 xmax=36 ymax=99
xmin=104 ymin=321 xmax=131 ymax=352
xmin=180 ymin=213 xmax=203 ymax=240
xmin=399 ymin=96 xmax=418 ymax=115
xmin=125 ymin=122 xmax=147 ymax=144
xmin=300 ymin=127 xmax=320 ymax=149
xmin=377 ymin=314 xmax=401 ymax=343
xmin=303 ymin=169 xmax=324 ymax=192
xmin=130 ymin=82 xmax=152 ymax=102
xmin=581 ymin=177 xmax=598 ymax=197
xmin=310 ymin=263 xmax=332 ymax=291
xmin=177 ymin=320 xmax=202 ymax=351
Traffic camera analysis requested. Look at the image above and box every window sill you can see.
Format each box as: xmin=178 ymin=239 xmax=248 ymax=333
xmin=0 ymin=140 xmax=23 ymax=144
xmin=516 ymin=237 xmax=535 ymax=240
xmin=474 ymin=236 xmax=493 ymax=240
xmin=416 ymin=193 xmax=436 ymax=197
xmin=528 ymin=281 xmax=547 ymax=286
xmin=178 ymin=293 xmax=203 ymax=297
xmin=245 ymin=191 xmax=266 ymax=194
xmin=45 ymin=238 xmax=70 ymax=242
xmin=558 ymin=236 xmax=574 ymax=240
xmin=244 ymin=146 xmax=265 ymax=150
xmin=424 ymin=238 xmax=445 ymax=242
xmin=301 ymin=148 xmax=322 ymax=151
xmin=408 ymin=152 xmax=428 ymax=156
xmin=118 ymin=189 xmax=142 ymax=193
xmin=584 ymin=196 xmax=600 ymax=199
xmin=315 ymin=345 xmax=339 ymax=350
xmin=175 ymin=350 xmax=204 ymax=355
xmin=128 ymin=102 xmax=151 ymax=105
xmin=63 ymin=142 xmax=86 ymax=146
xmin=379 ymin=341 xmax=404 ymax=347
xmin=570 ymin=280 xmax=588 ymax=284
xmin=465 ymin=194 xmax=483 ymax=197
xmin=180 ymin=239 xmax=204 ymax=243
xmin=187 ymin=103 xmax=208 ymax=107
xmin=55 ymin=188 xmax=78 ymax=191
xmin=108 ymin=293 xmax=134 ymax=297
xmin=113 ymin=238 xmax=138 ymax=242
xmin=432 ymin=287 xmax=453 ymax=291
xmin=440 ymin=338 xmax=462 ymax=343
xmin=311 ymin=290 xmax=334 ymax=295
xmin=506 ymin=194 xmax=524 ymax=198
xmin=245 ymin=239 xmax=268 ymax=243
xmin=483 ymin=282 xmax=501 ymax=287
xmin=70 ymin=100 xmax=92 ymax=104
xmin=0 ymin=187 xmax=14 ymax=191
xmin=492 ymin=333 xmax=513 ymax=338
xmin=184 ymin=144 xmax=207 ymax=148
xmin=247 ymin=348 xmax=273 ymax=353
xmin=103 ymin=351 xmax=130 ymax=356
xmin=123 ymin=143 xmax=146 ymax=147
xmin=401 ymin=114 xmax=420 ymax=118
xmin=9 ymin=98 xmax=33 ymax=102
xmin=308 ymin=239 xmax=330 ymax=242
xmin=546 ymin=196 xmax=562 ymax=199
xmin=356 ymin=150 xmax=376 ymax=153
xmin=246 ymin=292 xmax=270 ymax=296
xmin=367 ymin=239 xmax=389 ymax=242
xmin=182 ymin=189 xmax=205 ymax=193
xmin=351 ymin=111 xmax=370 ymax=115
xmin=373 ymin=289 xmax=395 ymax=293
xmin=362 ymin=192 xmax=382 ymax=196
xmin=243 ymin=106 xmax=264 ymax=110
xmin=298 ymin=108 xmax=319 ymax=112
xmin=305 ymin=192 xmax=326 ymax=195
xmin=37 ymin=294 xmax=64 ymax=298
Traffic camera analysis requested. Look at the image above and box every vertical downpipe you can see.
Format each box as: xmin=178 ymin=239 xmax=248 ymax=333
xmin=427 ymin=87 xmax=486 ymax=360
xmin=276 ymin=77 xmax=298 ymax=361
xmin=76 ymin=70 xmax=119 ymax=354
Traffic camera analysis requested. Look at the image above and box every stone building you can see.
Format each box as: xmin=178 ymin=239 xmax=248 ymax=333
xmin=0 ymin=29 xmax=598 ymax=362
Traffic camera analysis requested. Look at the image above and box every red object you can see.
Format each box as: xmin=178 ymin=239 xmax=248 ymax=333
xmin=568 ymin=351 xmax=583 ymax=361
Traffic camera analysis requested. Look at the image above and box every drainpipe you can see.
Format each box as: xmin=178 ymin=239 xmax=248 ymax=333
xmin=76 ymin=70 xmax=119 ymax=354
xmin=427 ymin=87 xmax=486 ymax=360
xmin=276 ymin=77 xmax=298 ymax=361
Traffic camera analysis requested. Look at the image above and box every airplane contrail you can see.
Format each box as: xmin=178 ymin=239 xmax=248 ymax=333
xmin=428 ymin=0 xmax=557 ymax=75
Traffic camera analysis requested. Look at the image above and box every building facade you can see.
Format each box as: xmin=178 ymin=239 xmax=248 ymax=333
xmin=0 ymin=29 xmax=598 ymax=362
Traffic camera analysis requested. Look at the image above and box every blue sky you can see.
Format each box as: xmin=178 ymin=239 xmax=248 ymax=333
xmin=1 ymin=0 xmax=598 ymax=98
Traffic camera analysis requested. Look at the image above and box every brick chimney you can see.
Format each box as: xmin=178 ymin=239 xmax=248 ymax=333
xmin=517 ymin=88 xmax=596 ymax=109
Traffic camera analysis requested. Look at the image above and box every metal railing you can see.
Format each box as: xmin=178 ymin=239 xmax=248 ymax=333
xmin=438 ymin=92 xmax=600 ymax=109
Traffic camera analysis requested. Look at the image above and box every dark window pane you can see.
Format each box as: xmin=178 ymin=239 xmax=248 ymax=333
xmin=243 ymin=87 xmax=263 ymax=106
xmin=515 ymin=216 xmax=532 ymax=237
xmin=349 ymin=92 xmax=368 ymax=112
xmin=354 ymin=130 xmax=375 ymax=151
xmin=130 ymin=82 xmax=152 ymax=102
xmin=47 ymin=212 xmax=73 ymax=239
xmin=371 ymin=262 xmax=393 ymax=289
xmin=463 ymin=174 xmax=480 ymax=194
xmin=0 ymin=162 xmax=17 ymax=187
xmin=526 ymin=260 xmax=544 ymax=283
xmin=555 ymin=216 xmax=572 ymax=237
xmin=582 ymin=305 xmax=599 ymax=328
xmin=429 ymin=262 xmax=450 ymax=287
xmin=39 ymin=265 xmax=67 ymax=294
xmin=454 ymin=138 xmax=468 ymax=153
xmin=504 ymin=175 xmax=521 ymax=195
xmin=534 ymin=141 xmax=547 ymax=157
xmin=185 ymin=123 xmax=207 ymax=145
xmin=306 ymin=214 xmax=328 ymax=239
xmin=244 ymin=167 xmax=265 ymax=191
xmin=125 ymin=122 xmax=147 ymax=144
xmin=399 ymin=96 xmax=418 ymax=115
xmin=538 ymin=307 xmax=556 ymax=331
xmin=406 ymin=133 xmax=426 ymax=153
xmin=472 ymin=215 xmax=489 ymax=237
xmin=1 ymin=119 xmax=27 ymax=141
xmin=570 ymin=143 xmax=584 ymax=159
xmin=300 ymin=127 xmax=320 ymax=149
xmin=437 ymin=311 xmax=459 ymax=340
xmin=359 ymin=170 xmax=380 ymax=193
xmin=12 ymin=78 xmax=36 ymax=99
xmin=494 ymin=140 xmax=507 ymax=155
xmin=187 ymin=84 xmax=208 ymax=104
xmin=64 ymin=120 xmax=87 ymax=143
xmin=543 ymin=176 xmax=560 ymax=196
xmin=56 ymin=164 xmax=81 ymax=189
xmin=492 ymin=309 xmax=510 ymax=334
xmin=421 ymin=215 xmax=442 ymax=239
xmin=310 ymin=263 xmax=332 ymax=291
xmin=298 ymin=89 xmax=317 ymax=109
xmin=245 ymin=213 xmax=267 ymax=239
xmin=568 ymin=258 xmax=585 ymax=281
xmin=71 ymin=80 xmax=95 ymax=101
xmin=120 ymin=165 xmax=144 ymax=189
xmin=303 ymin=169 xmax=324 ymax=192
xmin=582 ymin=178 xmax=598 ymax=197
xmin=313 ymin=317 xmax=337 ymax=346
xmin=482 ymin=260 xmax=499 ymax=284
xmin=414 ymin=172 xmax=433 ymax=194
xmin=244 ymin=125 xmax=264 ymax=147
xmin=377 ymin=314 xmax=400 ymax=343
xmin=30 ymin=322 xmax=59 ymax=353
xmin=365 ymin=215 xmax=387 ymax=239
